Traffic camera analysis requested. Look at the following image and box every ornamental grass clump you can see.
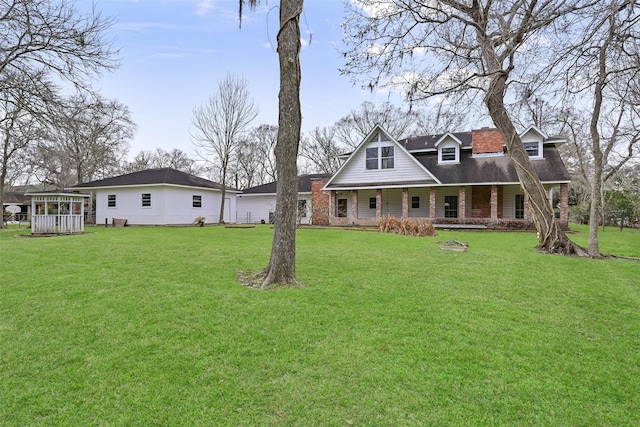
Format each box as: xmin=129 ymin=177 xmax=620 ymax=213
xmin=378 ymin=215 xmax=437 ymax=237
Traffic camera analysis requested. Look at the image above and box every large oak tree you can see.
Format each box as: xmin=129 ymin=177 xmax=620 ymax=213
xmin=342 ymin=0 xmax=588 ymax=255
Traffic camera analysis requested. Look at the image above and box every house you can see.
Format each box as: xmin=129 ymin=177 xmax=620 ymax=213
xmin=236 ymin=174 xmax=331 ymax=224
xmin=2 ymin=191 xmax=31 ymax=222
xmin=70 ymin=168 xmax=239 ymax=225
xmin=317 ymin=124 xmax=570 ymax=228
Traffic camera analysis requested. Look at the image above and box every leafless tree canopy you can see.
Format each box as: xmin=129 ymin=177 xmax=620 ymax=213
xmin=300 ymin=126 xmax=343 ymax=174
xmin=0 ymin=0 xmax=118 ymax=86
xmin=31 ymin=91 xmax=135 ymax=188
xmin=191 ymin=72 xmax=258 ymax=222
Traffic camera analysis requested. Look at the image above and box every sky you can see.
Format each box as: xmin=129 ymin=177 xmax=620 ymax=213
xmin=82 ymin=0 xmax=405 ymax=159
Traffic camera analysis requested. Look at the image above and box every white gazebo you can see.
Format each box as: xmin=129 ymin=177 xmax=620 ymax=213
xmin=27 ymin=192 xmax=91 ymax=235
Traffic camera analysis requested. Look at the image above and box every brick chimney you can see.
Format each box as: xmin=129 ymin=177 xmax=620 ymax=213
xmin=472 ymin=127 xmax=504 ymax=154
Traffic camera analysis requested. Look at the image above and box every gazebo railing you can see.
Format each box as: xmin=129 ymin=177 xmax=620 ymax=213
xmin=31 ymin=214 xmax=85 ymax=234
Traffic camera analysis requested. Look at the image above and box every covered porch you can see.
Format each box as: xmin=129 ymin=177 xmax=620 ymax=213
xmin=326 ymin=184 xmax=569 ymax=229
xmin=28 ymin=192 xmax=91 ymax=234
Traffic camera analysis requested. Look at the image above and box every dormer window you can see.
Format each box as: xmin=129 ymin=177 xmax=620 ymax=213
xmin=366 ymin=146 xmax=395 ymax=170
xmin=438 ymin=143 xmax=459 ymax=164
xmin=524 ymin=140 xmax=541 ymax=158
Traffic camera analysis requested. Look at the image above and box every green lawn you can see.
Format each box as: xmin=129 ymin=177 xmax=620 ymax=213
xmin=1 ymin=224 xmax=638 ymax=426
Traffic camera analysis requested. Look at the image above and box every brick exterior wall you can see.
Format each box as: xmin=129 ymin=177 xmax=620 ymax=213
xmin=310 ymin=178 xmax=330 ymax=225
xmin=472 ymin=127 xmax=504 ymax=154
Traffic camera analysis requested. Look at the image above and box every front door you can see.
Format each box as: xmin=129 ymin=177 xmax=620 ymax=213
xmin=337 ymin=198 xmax=348 ymax=217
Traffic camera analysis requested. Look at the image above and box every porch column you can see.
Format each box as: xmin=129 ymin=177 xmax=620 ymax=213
xmin=402 ymin=188 xmax=409 ymax=219
xmin=429 ymin=187 xmax=436 ymax=219
xmin=376 ymin=189 xmax=382 ymax=220
xmin=329 ymin=190 xmax=336 ymax=223
xmin=351 ymin=190 xmax=358 ymax=220
xmin=490 ymin=184 xmax=498 ymax=222
xmin=458 ymin=186 xmax=466 ymax=220
xmin=559 ymin=183 xmax=569 ymax=227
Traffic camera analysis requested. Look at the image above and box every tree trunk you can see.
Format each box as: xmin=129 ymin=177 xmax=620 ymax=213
xmin=260 ymin=0 xmax=303 ymax=288
xmin=484 ymin=73 xmax=587 ymax=256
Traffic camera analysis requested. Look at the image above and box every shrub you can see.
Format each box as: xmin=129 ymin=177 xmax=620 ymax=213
xmin=378 ymin=215 xmax=437 ymax=237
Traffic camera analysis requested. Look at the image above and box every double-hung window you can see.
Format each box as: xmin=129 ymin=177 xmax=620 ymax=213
xmin=524 ymin=141 xmax=540 ymax=157
xmin=107 ymin=194 xmax=116 ymax=208
xmin=193 ymin=195 xmax=202 ymax=208
xmin=365 ymin=146 xmax=395 ymax=170
xmin=366 ymin=148 xmax=379 ymax=170
xmin=411 ymin=196 xmax=420 ymax=209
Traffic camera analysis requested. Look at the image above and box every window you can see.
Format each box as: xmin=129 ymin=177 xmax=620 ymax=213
xmin=366 ymin=148 xmax=378 ymax=170
xmin=524 ymin=141 xmax=540 ymax=157
xmin=444 ymin=195 xmax=458 ymax=218
xmin=107 ymin=194 xmax=116 ymax=208
xmin=142 ymin=193 xmax=151 ymax=207
xmin=297 ymin=199 xmax=307 ymax=217
xmin=365 ymin=146 xmax=395 ymax=170
xmin=515 ymin=194 xmax=525 ymax=219
xmin=441 ymin=147 xmax=457 ymax=162
xmin=369 ymin=197 xmax=376 ymax=209
xmin=193 ymin=195 xmax=202 ymax=208
xmin=381 ymin=146 xmax=394 ymax=169
xmin=411 ymin=196 xmax=420 ymax=209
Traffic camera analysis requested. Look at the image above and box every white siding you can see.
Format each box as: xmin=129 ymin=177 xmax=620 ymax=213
xmin=502 ymin=185 xmax=523 ymax=219
xmin=331 ymin=138 xmax=432 ymax=186
xmin=236 ymin=194 xmax=276 ymax=224
xmin=408 ymin=188 xmax=431 ymax=218
xmin=95 ymin=186 xmax=231 ymax=225
xmin=357 ymin=189 xmax=377 ymax=219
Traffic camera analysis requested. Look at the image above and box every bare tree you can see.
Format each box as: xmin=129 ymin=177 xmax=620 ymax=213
xmin=123 ymin=148 xmax=203 ymax=175
xmin=299 ymin=126 xmax=343 ymax=174
xmin=0 ymin=0 xmax=119 ymax=226
xmin=191 ymin=73 xmax=258 ymax=224
xmin=334 ymin=101 xmax=420 ymax=150
xmin=33 ymin=91 xmax=135 ymax=188
xmin=231 ymin=124 xmax=278 ymax=189
xmin=342 ymin=0 xmax=588 ymax=255
xmin=0 ymin=0 xmax=118 ymax=86
xmin=1 ymin=74 xmax=48 ymax=223
xmin=556 ymin=0 xmax=640 ymax=256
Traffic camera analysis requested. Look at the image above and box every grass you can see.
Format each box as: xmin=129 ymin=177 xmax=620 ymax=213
xmin=0 ymin=224 xmax=639 ymax=426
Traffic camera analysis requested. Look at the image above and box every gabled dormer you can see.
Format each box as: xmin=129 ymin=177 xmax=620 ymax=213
xmin=520 ymin=125 xmax=546 ymax=159
xmin=324 ymin=124 xmax=440 ymax=190
xmin=435 ymin=133 xmax=463 ymax=164
xmin=365 ymin=130 xmax=396 ymax=171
